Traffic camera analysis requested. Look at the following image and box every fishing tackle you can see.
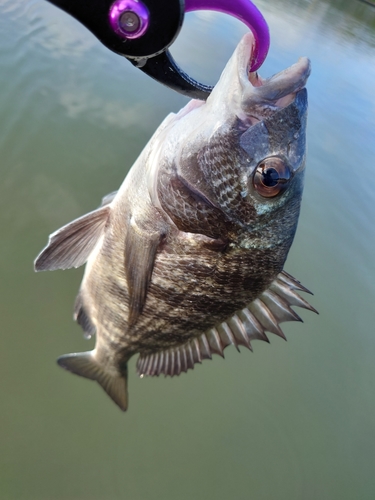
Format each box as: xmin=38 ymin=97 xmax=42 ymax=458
xmin=45 ymin=0 xmax=269 ymax=99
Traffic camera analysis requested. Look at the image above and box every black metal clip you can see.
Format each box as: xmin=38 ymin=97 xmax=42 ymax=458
xmin=46 ymin=0 xmax=269 ymax=100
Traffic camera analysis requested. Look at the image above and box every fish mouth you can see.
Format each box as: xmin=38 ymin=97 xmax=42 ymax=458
xmin=171 ymin=34 xmax=310 ymax=128
xmin=237 ymin=33 xmax=311 ymax=118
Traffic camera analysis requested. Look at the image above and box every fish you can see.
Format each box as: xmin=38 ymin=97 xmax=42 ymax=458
xmin=35 ymin=33 xmax=315 ymax=412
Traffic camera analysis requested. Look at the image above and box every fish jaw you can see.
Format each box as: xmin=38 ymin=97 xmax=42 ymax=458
xmin=206 ymin=32 xmax=311 ymax=123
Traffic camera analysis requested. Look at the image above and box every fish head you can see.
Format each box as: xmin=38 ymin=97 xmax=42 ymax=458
xmin=152 ymin=33 xmax=310 ymax=252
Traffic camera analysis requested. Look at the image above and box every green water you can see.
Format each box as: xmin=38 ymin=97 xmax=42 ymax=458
xmin=1 ymin=0 xmax=375 ymax=498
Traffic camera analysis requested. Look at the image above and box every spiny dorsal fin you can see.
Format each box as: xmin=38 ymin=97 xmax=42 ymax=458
xmin=34 ymin=206 xmax=110 ymax=272
xmin=124 ymin=217 xmax=164 ymax=326
xmin=136 ymin=271 xmax=317 ymax=378
xmin=57 ymin=351 xmax=128 ymax=411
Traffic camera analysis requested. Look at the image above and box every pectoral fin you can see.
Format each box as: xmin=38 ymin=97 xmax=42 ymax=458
xmin=125 ymin=217 xmax=164 ymax=326
xmin=34 ymin=206 xmax=110 ymax=271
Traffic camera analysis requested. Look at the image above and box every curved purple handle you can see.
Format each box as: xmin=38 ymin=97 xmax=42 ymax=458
xmin=185 ymin=0 xmax=269 ymax=71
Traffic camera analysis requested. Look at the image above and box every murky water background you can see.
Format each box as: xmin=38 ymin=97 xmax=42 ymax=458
xmin=1 ymin=0 xmax=375 ymax=498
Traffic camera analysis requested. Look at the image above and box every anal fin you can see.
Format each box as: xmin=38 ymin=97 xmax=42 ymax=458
xmin=57 ymin=351 xmax=128 ymax=411
xmin=74 ymin=294 xmax=96 ymax=339
xmin=35 ymin=206 xmax=110 ymax=271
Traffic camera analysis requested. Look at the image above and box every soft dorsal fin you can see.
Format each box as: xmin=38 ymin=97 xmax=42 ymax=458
xmin=124 ymin=216 xmax=164 ymax=326
xmin=136 ymin=271 xmax=317 ymax=378
xmin=57 ymin=350 xmax=128 ymax=411
xmin=34 ymin=205 xmax=110 ymax=272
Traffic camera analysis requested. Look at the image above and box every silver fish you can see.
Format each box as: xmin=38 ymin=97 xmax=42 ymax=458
xmin=35 ymin=33 xmax=315 ymax=411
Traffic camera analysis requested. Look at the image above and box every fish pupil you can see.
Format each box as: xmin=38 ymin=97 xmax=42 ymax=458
xmin=262 ymin=167 xmax=279 ymax=187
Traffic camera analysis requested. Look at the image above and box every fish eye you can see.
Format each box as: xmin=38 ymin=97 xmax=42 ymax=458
xmin=253 ymin=157 xmax=291 ymax=198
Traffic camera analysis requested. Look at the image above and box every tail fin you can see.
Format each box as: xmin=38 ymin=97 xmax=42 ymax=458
xmin=57 ymin=351 xmax=128 ymax=411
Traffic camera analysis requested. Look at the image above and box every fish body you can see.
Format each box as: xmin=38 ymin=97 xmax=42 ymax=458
xmin=35 ymin=34 xmax=315 ymax=411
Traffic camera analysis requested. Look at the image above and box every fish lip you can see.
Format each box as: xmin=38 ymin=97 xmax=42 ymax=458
xmin=238 ymin=33 xmax=311 ymax=110
xmin=237 ymin=33 xmax=260 ymax=89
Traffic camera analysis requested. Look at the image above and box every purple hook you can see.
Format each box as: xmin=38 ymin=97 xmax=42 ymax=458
xmin=185 ymin=0 xmax=270 ymax=72
xmin=109 ymin=0 xmax=150 ymax=40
